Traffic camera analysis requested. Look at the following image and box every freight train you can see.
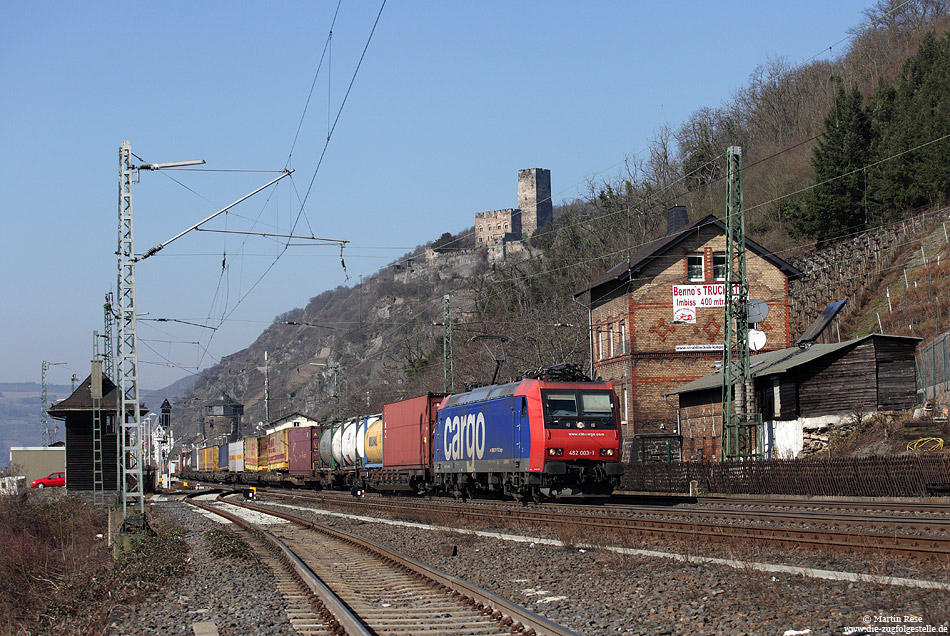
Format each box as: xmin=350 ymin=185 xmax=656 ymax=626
xmin=180 ymin=365 xmax=624 ymax=501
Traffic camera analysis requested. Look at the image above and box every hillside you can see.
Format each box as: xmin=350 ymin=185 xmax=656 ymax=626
xmin=169 ymin=241 xmax=487 ymax=442
xmin=0 ymin=383 xmax=72 ymax=468
xmin=167 ymin=2 xmax=950 ymax=450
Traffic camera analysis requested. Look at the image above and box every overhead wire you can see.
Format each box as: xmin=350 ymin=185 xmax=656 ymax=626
xmin=459 ymin=4 xmax=950 ymax=312
xmin=147 ymin=197 xmax=950 ymax=338
xmin=152 ymin=129 xmax=943 ymax=400
xmin=480 ymin=130 xmax=950 ymax=299
xmin=336 ymin=166 xmax=731 ymax=371
xmin=294 ymin=0 xmax=387 ymax=214
xmin=140 ymin=0 xmax=933 ymax=407
xmin=133 ymin=3 xmax=386 ymax=384
xmin=745 ymin=133 xmax=950 ymax=215
xmin=220 ymin=0 xmax=388 ymax=376
xmin=382 ymin=0 xmax=913 ymax=270
xmin=346 ymin=200 xmax=950 ymax=377
xmin=286 ymin=0 xmax=343 ymax=169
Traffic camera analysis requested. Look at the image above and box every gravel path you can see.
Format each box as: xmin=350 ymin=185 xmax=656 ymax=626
xmin=110 ymin=496 xmax=950 ymax=636
xmin=105 ymin=501 xmax=297 ymax=636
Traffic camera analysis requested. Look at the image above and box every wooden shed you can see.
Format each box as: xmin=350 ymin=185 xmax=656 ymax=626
xmin=46 ymin=374 xmax=147 ymax=492
xmin=666 ymin=334 xmax=920 ymax=460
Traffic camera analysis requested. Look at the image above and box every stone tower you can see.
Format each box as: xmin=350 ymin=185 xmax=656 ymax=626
xmin=517 ymin=168 xmax=552 ymax=239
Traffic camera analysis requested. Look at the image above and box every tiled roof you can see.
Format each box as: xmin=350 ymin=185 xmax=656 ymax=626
xmin=47 ymin=374 xmax=148 ymax=416
xmin=574 ymin=214 xmax=804 ymax=299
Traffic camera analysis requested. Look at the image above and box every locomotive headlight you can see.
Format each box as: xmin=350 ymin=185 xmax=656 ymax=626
xmin=600 ymin=448 xmax=615 ymax=457
xmin=547 ymin=448 xmax=563 ymax=456
xmin=576 ymin=422 xmax=585 ymax=429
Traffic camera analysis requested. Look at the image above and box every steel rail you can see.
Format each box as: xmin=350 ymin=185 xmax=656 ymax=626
xmin=290 ymin=489 xmax=950 ymax=533
xmin=227 ymin=495 xmax=581 ymax=636
xmin=187 ymin=496 xmax=372 ymax=636
xmin=257 ymin=489 xmax=950 ymax=560
xmin=694 ymin=496 xmax=950 ymax=514
xmin=262 ymin=488 xmax=950 ymax=529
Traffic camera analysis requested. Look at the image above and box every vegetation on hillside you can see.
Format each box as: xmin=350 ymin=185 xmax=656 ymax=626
xmin=171 ymin=1 xmax=950 ymax=443
xmin=785 ymin=31 xmax=950 ymax=244
xmin=0 ymin=491 xmax=188 ymax=635
xmin=473 ymin=1 xmax=949 ymax=377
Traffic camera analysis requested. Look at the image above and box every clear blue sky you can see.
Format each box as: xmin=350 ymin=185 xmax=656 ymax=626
xmin=1 ymin=1 xmax=874 ymax=390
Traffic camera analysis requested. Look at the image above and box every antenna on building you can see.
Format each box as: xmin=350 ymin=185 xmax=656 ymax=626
xmin=41 ymin=360 xmax=65 ymax=446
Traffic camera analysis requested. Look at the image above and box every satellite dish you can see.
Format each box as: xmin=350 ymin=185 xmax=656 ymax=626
xmin=747 ymin=299 xmax=770 ymax=324
xmin=749 ymin=329 xmax=767 ymax=351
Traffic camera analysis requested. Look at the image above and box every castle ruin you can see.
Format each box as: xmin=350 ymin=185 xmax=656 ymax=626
xmin=398 ymin=168 xmax=552 ymax=283
xmin=517 ymin=168 xmax=552 ymax=238
xmin=475 ymin=168 xmax=551 ymax=249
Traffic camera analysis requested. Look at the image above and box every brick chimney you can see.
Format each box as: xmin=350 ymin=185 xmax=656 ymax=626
xmin=667 ymin=205 xmax=688 ymax=235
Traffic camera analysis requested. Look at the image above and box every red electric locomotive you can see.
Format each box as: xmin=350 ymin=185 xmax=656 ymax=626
xmin=433 ymin=363 xmax=624 ymax=501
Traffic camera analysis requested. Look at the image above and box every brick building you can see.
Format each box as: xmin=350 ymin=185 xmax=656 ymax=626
xmin=573 ymin=207 xmax=803 ymax=459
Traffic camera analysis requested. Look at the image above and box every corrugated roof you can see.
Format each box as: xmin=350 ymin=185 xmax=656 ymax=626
xmin=664 ymin=334 xmax=921 ymax=396
xmin=573 ymin=214 xmax=804 ymax=299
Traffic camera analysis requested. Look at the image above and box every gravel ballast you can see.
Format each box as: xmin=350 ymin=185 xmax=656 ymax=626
xmin=110 ymin=496 xmax=950 ymax=636
xmin=105 ymin=502 xmax=296 ymax=636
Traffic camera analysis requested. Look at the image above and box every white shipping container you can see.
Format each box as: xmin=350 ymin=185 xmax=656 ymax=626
xmin=228 ymin=441 xmax=245 ymax=472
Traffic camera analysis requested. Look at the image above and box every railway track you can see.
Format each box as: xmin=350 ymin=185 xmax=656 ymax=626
xmin=692 ymin=495 xmax=950 ymax=515
xmin=188 ymin=493 xmax=580 ymax=636
xmin=250 ymin=489 xmax=950 ymax=560
xmin=235 ymin=525 xmax=336 ymax=636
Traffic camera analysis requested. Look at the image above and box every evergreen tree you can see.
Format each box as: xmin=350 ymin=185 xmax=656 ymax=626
xmin=870 ymin=31 xmax=950 ymax=215
xmin=864 ymin=79 xmax=897 ymax=227
xmin=794 ymin=86 xmax=874 ymax=245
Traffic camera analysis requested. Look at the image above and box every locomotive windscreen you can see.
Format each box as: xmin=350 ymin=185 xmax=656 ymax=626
xmin=545 ymin=392 xmax=579 ymax=417
xmin=580 ymin=392 xmax=612 ymax=416
xmin=541 ymin=389 xmax=617 ymax=428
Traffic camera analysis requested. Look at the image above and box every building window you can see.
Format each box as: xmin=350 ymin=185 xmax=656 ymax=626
xmin=713 ymin=253 xmax=727 ymax=281
xmin=687 ymin=255 xmax=704 ymax=281
xmin=622 ymin=384 xmax=628 ymax=427
xmin=619 ymin=320 xmax=627 ymax=353
xmin=597 ymin=329 xmax=604 ymax=361
xmin=609 ymin=326 xmax=615 ymax=358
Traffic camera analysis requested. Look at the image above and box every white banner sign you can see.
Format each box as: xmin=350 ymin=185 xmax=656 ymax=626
xmin=672 ymin=284 xmax=738 ymax=323
xmin=675 ymin=344 xmax=724 ymax=352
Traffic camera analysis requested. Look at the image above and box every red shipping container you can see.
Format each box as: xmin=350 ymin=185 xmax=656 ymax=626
xmin=382 ymin=393 xmax=444 ymax=470
xmin=288 ymin=427 xmax=316 ymax=476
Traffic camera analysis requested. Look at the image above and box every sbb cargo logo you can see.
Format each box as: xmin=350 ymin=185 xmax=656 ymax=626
xmin=443 ymin=412 xmax=487 ymax=461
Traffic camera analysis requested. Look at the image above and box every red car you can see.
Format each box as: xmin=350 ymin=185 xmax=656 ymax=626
xmin=31 ymin=472 xmax=65 ymax=488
